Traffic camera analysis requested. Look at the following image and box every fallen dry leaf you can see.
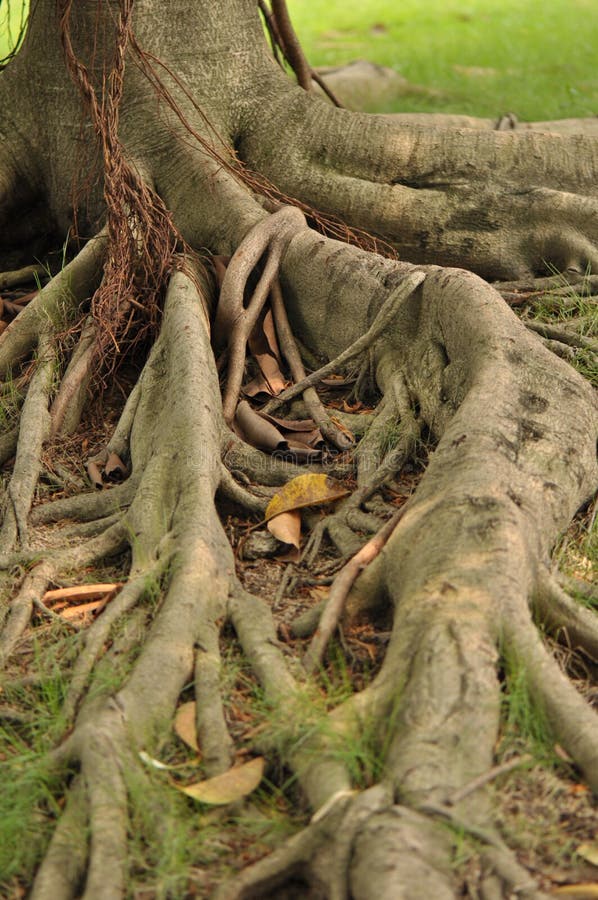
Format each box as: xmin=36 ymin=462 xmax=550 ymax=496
xmin=265 ymin=473 xmax=349 ymax=522
xmin=87 ymin=460 xmax=104 ymax=490
xmin=178 ymin=756 xmax=264 ymax=805
xmin=267 ymin=509 xmax=302 ymax=552
xmin=104 ymin=452 xmax=127 ymax=482
xmin=235 ymin=401 xmax=321 ymax=460
xmin=43 ymin=583 xmax=121 ymax=604
xmin=248 ymin=309 xmax=287 ymax=396
xmin=577 ymin=844 xmax=598 ymax=868
xmin=552 ymin=886 xmax=598 ymax=898
xmin=58 ymin=600 xmax=107 ymax=620
xmin=174 ymin=701 xmax=200 ymax=752
xmin=235 ymin=400 xmax=288 ymax=452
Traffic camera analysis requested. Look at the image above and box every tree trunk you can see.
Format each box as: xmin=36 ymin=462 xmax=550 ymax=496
xmin=0 ymin=2 xmax=597 ymax=898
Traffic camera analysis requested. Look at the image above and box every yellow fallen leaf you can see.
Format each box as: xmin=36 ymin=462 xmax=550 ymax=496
xmin=265 ymin=474 xmax=349 ymax=522
xmin=179 ymin=757 xmax=264 ymax=805
xmin=577 ymin=845 xmax=598 ymax=868
xmin=552 ymin=885 xmax=598 ymax=898
xmin=174 ymin=702 xmax=199 ymax=752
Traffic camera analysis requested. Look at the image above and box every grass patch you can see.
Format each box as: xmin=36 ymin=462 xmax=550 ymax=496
xmin=287 ymin=0 xmax=598 ymax=120
xmin=0 ymin=0 xmax=28 ymax=60
xmin=2 ymin=2 xmax=597 ymax=119
xmin=526 ymin=276 xmax=598 ymax=387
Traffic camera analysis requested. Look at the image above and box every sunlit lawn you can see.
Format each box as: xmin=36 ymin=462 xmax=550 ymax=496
xmin=0 ymin=0 xmax=28 ymax=60
xmin=1 ymin=1 xmax=597 ymax=120
xmin=287 ymin=0 xmax=598 ymax=120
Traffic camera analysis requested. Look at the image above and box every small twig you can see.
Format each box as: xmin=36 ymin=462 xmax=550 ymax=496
xmin=447 ymin=755 xmax=533 ymax=806
xmin=303 ymin=500 xmax=411 ymax=673
xmin=263 ymin=271 xmax=426 ymax=416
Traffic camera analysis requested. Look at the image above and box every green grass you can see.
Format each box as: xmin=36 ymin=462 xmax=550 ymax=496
xmin=287 ymin=0 xmax=598 ymax=120
xmin=0 ymin=0 xmax=28 ymax=60
xmin=3 ymin=1 xmax=596 ymax=119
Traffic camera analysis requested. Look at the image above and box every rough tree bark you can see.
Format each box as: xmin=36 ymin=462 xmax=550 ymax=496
xmin=0 ymin=1 xmax=597 ymax=898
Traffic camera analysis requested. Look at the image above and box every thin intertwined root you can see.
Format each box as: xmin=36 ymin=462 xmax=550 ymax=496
xmin=270 ymin=277 xmax=353 ymax=450
xmin=213 ymin=205 xmax=306 ymax=415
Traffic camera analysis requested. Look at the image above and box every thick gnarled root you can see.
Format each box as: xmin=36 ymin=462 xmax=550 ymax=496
xmin=0 ymin=102 xmax=596 ymax=900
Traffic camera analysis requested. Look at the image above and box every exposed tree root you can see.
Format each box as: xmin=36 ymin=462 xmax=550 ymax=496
xmin=0 ymin=263 xmax=47 ymax=291
xmin=526 ymin=319 xmax=598 ymax=353
xmin=1 ymin=3 xmax=597 ymax=897
xmin=0 ymin=522 xmax=128 ymax=667
xmin=3 ymin=216 xmax=597 ymax=900
xmin=214 ymin=205 xmax=307 ymax=424
xmin=262 ymin=270 xmax=425 ymax=415
xmin=270 ymin=278 xmax=352 ymax=450
xmin=0 ymin=333 xmax=58 ymax=550
xmin=534 ymin=570 xmax=598 ymax=662
xmin=0 ymin=232 xmax=106 ymax=377
xmin=304 ymin=501 xmax=410 ymax=674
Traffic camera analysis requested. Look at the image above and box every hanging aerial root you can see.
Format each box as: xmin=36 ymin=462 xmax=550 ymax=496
xmin=214 ymin=205 xmax=308 ymax=424
xmin=60 ymin=0 xmax=183 ymax=368
xmin=258 ymin=0 xmax=343 ymax=106
xmin=269 ymin=0 xmax=312 ymax=91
